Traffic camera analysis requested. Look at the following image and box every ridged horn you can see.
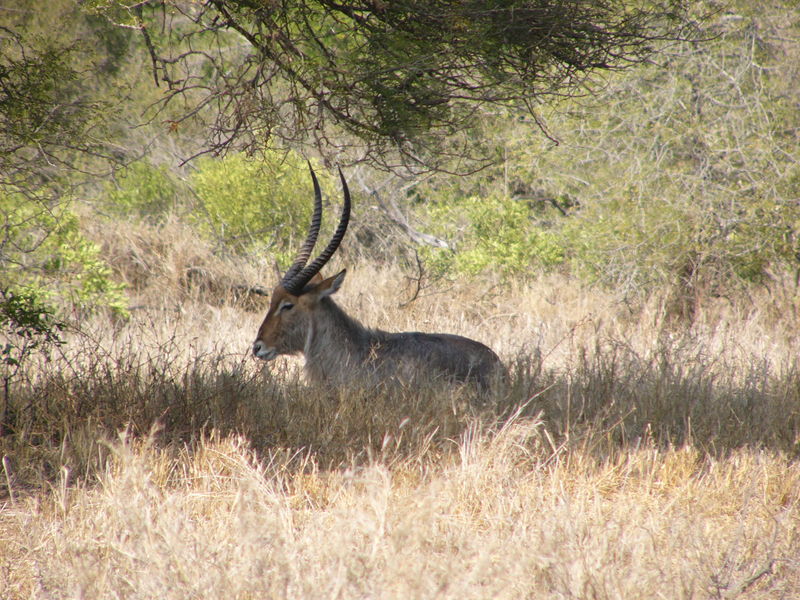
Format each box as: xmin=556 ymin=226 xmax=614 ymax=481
xmin=282 ymin=167 xmax=350 ymax=294
xmin=281 ymin=162 xmax=323 ymax=284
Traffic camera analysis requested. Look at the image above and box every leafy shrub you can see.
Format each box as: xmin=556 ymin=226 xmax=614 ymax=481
xmin=0 ymin=288 xmax=67 ymax=436
xmin=419 ymin=194 xmax=564 ymax=278
xmin=451 ymin=3 xmax=800 ymax=297
xmin=551 ymin=14 xmax=800 ymax=294
xmin=0 ymin=193 xmax=128 ymax=317
xmin=190 ymin=151 xmax=337 ymax=264
xmin=104 ymin=160 xmax=178 ymax=221
xmin=0 ymin=289 xmax=65 ymax=377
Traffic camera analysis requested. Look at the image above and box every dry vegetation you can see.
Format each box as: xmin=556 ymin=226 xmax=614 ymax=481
xmin=1 ymin=217 xmax=799 ymax=599
xmin=2 ymin=2 xmax=799 ymax=597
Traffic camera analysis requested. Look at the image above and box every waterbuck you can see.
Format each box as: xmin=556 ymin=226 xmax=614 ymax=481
xmin=252 ymin=166 xmax=504 ymax=389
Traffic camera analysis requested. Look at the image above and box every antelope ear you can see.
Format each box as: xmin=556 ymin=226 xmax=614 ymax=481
xmin=308 ymin=272 xmax=325 ymax=286
xmin=315 ymin=269 xmax=347 ymax=298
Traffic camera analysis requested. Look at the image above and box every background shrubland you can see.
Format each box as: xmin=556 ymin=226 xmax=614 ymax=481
xmin=2 ymin=1 xmax=800 ymax=598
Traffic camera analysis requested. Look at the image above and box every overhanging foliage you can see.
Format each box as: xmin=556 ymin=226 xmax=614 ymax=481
xmin=97 ymin=0 xmax=699 ymax=170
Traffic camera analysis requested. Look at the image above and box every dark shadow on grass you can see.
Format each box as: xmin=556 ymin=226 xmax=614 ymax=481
xmin=501 ymin=337 xmax=800 ymax=460
xmin=2 ymin=329 xmax=798 ymax=495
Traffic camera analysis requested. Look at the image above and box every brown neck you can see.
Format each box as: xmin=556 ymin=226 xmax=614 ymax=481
xmin=303 ymin=298 xmax=373 ymax=385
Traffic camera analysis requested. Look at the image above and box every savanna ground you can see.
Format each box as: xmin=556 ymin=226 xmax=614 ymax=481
xmin=2 ymin=217 xmax=800 ymax=599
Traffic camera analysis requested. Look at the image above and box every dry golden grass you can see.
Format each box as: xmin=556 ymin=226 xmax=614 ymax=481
xmin=2 ymin=424 xmax=798 ymax=598
xmin=2 ymin=220 xmax=800 ymax=598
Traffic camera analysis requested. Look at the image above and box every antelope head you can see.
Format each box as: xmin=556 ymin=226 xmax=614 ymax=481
xmin=252 ymin=165 xmax=350 ymax=362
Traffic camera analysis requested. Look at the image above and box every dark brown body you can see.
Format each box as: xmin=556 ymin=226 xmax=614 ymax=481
xmin=252 ymin=166 xmax=504 ymax=390
xmin=253 ymin=273 xmax=504 ymax=389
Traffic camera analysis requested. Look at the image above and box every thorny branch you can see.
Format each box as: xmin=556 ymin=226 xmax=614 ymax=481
xmin=123 ymin=0 xmax=701 ymax=172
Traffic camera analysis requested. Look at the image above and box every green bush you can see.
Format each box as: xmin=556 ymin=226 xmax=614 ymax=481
xmin=551 ymin=14 xmax=800 ymax=293
xmin=419 ymin=194 xmax=564 ymax=278
xmin=452 ymin=3 xmax=800 ymax=295
xmin=190 ymin=151 xmax=337 ymax=264
xmin=104 ymin=160 xmax=178 ymax=220
xmin=0 ymin=193 xmax=128 ymax=317
xmin=1 ymin=289 xmax=65 ymax=367
xmin=0 ymin=287 xmax=67 ymax=436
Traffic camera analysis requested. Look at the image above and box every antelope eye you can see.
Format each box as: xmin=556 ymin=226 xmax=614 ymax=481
xmin=279 ymin=302 xmax=294 ymax=312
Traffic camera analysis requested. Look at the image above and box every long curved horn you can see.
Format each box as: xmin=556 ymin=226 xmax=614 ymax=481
xmin=283 ymin=167 xmax=350 ymax=294
xmin=281 ymin=162 xmax=323 ymax=284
